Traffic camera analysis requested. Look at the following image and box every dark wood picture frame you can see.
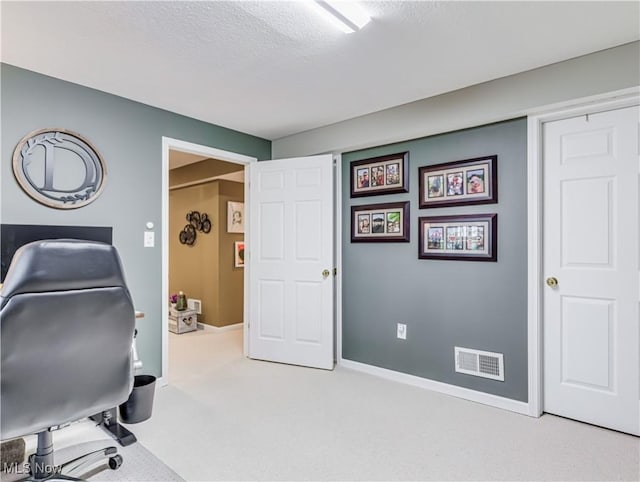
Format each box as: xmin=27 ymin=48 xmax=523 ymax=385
xmin=351 ymin=201 xmax=410 ymax=242
xmin=350 ymin=152 xmax=409 ymax=198
xmin=418 ymin=213 xmax=497 ymax=261
xmin=418 ymin=155 xmax=497 ymax=208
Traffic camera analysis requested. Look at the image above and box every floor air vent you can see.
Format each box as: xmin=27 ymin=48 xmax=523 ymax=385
xmin=187 ymin=298 xmax=202 ymax=314
xmin=455 ymin=347 xmax=504 ymax=381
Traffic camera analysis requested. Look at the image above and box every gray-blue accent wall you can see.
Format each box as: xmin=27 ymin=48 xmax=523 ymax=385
xmin=0 ymin=63 xmax=271 ymax=378
xmin=342 ymin=118 xmax=528 ymax=401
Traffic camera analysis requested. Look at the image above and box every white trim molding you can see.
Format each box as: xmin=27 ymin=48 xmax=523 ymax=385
xmin=525 ymin=86 xmax=640 ymax=418
xmin=340 ymin=359 xmax=529 ymax=415
xmin=526 ymin=116 xmax=543 ymax=417
xmin=163 ymin=137 xmax=257 ymax=165
xmin=335 ymin=153 xmax=343 ymax=364
xmin=198 ymin=322 xmax=244 ymax=332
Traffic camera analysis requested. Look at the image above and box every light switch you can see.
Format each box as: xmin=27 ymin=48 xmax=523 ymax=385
xmin=144 ymin=231 xmax=155 ymax=248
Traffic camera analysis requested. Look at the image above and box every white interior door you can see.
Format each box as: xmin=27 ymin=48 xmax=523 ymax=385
xmin=542 ymin=105 xmax=639 ymax=435
xmin=247 ymin=154 xmax=334 ymax=370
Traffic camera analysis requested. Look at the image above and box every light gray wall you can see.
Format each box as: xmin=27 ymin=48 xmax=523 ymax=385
xmin=343 ymin=118 xmax=528 ymax=401
xmin=0 ymin=63 xmax=271 ymax=378
xmin=272 ymin=41 xmax=639 ymax=158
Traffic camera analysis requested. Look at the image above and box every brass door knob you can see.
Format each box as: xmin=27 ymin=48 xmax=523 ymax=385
xmin=546 ymin=277 xmax=558 ymax=288
xmin=322 ymin=269 xmax=331 ymax=279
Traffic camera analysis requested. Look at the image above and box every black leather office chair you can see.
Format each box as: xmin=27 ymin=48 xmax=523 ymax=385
xmin=1 ymin=239 xmax=136 ymax=480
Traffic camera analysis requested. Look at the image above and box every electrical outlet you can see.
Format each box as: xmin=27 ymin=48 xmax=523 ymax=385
xmin=144 ymin=231 xmax=155 ymax=248
xmin=397 ymin=323 xmax=407 ymax=340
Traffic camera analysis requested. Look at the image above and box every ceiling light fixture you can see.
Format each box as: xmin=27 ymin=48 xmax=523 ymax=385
xmin=312 ymin=1 xmax=371 ymax=34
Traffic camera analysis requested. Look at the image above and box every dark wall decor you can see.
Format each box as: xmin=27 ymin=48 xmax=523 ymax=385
xmin=351 ymin=201 xmax=410 ymax=242
xmin=418 ymin=155 xmax=497 ymax=209
xmin=12 ymin=128 xmax=107 ymax=209
xmin=418 ymin=213 xmax=497 ymax=261
xmin=187 ymin=210 xmax=211 ymax=233
xmin=179 ymin=211 xmax=212 ymax=245
xmin=179 ymin=224 xmax=196 ymax=246
xmin=350 ymin=151 xmax=409 ymax=197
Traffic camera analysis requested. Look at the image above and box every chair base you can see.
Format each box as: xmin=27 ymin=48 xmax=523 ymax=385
xmin=27 ymin=431 xmax=122 ymax=481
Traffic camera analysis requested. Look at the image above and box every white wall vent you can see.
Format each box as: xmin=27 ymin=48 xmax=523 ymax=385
xmin=187 ymin=298 xmax=202 ymax=314
xmin=454 ymin=347 xmax=504 ymax=381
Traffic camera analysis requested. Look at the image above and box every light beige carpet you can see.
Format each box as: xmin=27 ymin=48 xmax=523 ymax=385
xmin=132 ymin=328 xmax=640 ymax=481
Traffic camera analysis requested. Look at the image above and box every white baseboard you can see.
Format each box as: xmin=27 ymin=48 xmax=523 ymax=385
xmin=198 ymin=322 xmax=243 ymax=332
xmin=339 ymin=358 xmax=530 ymax=416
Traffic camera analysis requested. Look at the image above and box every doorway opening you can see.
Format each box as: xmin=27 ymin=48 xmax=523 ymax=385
xmin=161 ymin=137 xmax=256 ymax=384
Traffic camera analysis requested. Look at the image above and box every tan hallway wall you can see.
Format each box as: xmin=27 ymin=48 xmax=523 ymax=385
xmin=169 ymin=182 xmax=220 ymax=325
xmin=218 ymin=181 xmax=244 ymax=326
xmin=169 ymin=176 xmax=244 ymax=327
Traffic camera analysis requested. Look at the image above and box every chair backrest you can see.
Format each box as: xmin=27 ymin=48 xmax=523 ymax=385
xmin=1 ymin=239 xmax=136 ymax=440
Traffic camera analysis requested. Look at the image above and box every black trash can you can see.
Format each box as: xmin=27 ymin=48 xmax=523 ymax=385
xmin=119 ymin=375 xmax=156 ymax=424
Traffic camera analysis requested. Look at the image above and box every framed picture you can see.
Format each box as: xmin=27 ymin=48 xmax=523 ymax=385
xmin=418 ymin=214 xmax=497 ymax=261
xmin=234 ymin=241 xmax=245 ymax=268
xmin=351 ymin=201 xmax=410 ymax=242
xmin=418 ymin=155 xmax=497 ymax=208
xmin=350 ymin=152 xmax=409 ymax=197
xmin=227 ymin=201 xmax=244 ymax=233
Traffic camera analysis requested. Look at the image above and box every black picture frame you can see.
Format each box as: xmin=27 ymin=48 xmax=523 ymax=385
xmin=350 ymin=152 xmax=409 ymax=198
xmin=418 ymin=214 xmax=497 ymax=261
xmin=351 ymin=201 xmax=410 ymax=242
xmin=418 ymin=155 xmax=497 ymax=208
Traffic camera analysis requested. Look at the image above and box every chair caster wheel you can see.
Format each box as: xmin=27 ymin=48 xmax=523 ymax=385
xmin=108 ymin=454 xmax=123 ymax=470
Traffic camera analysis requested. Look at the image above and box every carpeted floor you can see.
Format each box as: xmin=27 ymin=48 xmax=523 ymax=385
xmin=130 ymin=328 xmax=640 ymax=481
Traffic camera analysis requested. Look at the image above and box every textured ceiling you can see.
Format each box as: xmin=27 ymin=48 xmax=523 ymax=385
xmin=1 ymin=1 xmax=638 ymax=140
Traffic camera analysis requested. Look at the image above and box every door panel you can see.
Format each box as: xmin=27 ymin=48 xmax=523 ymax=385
xmin=260 ymin=202 xmax=285 ymax=260
xmin=561 ymin=178 xmax=613 ymax=266
xmin=259 ymin=280 xmax=285 ymax=340
xmin=543 ymin=105 xmax=639 ymax=435
xmin=248 ymin=154 xmax=334 ymax=370
xmin=561 ymin=296 xmax=613 ymax=390
xmin=295 ymin=282 xmax=322 ymax=343
xmin=295 ymin=201 xmax=322 ymax=260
